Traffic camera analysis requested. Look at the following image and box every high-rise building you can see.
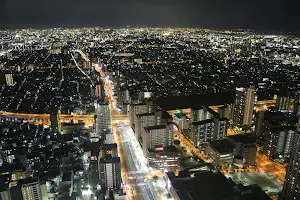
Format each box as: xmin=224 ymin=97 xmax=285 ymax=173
xmin=142 ymin=124 xmax=173 ymax=156
xmin=189 ymin=107 xmax=228 ymax=148
xmin=134 ymin=111 xmax=162 ymax=142
xmin=21 ymin=178 xmax=42 ymax=200
xmin=263 ymin=126 xmax=296 ymax=160
xmin=117 ymin=89 xmax=130 ymax=107
xmin=96 ymin=101 xmax=112 ymax=136
xmin=129 ymin=100 xmax=153 ymax=128
xmin=5 ymin=74 xmax=14 ymax=86
xmin=276 ymin=95 xmax=292 ymax=112
xmin=173 ymin=113 xmax=189 ymax=130
xmin=188 ymin=118 xmax=228 ymax=147
xmin=254 ymin=111 xmax=265 ymax=137
xmin=281 ymin=115 xmax=300 ymax=200
xmin=233 ymin=86 xmax=257 ymax=128
xmin=99 ymin=156 xmax=121 ymax=190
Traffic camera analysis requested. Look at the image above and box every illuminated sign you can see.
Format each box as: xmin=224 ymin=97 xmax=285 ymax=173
xmin=155 ymin=147 xmax=164 ymax=152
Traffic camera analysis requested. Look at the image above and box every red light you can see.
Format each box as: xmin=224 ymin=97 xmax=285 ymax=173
xmin=155 ymin=147 xmax=164 ymax=152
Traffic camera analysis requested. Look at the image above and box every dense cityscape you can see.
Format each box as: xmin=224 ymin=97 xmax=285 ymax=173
xmin=0 ymin=28 xmax=300 ymax=200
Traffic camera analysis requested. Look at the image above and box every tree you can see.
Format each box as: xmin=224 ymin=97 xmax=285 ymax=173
xmin=174 ymin=140 xmax=180 ymax=146
xmin=153 ymin=175 xmax=159 ymax=182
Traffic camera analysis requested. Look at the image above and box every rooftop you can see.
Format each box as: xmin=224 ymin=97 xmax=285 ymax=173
xmin=208 ymin=139 xmax=235 ymax=154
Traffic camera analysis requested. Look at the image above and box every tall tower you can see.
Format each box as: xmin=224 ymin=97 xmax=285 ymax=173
xmin=281 ymin=114 xmax=300 ymax=200
xmin=233 ymin=86 xmax=257 ymax=128
xmin=96 ymin=101 xmax=112 ymax=137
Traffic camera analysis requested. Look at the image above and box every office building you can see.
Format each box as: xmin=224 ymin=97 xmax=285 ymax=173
xmin=99 ymin=156 xmax=121 ymax=190
xmin=5 ymin=74 xmax=14 ymax=86
xmin=281 ymin=115 xmax=300 ymax=200
xmin=206 ymin=139 xmax=235 ymax=168
xmin=143 ymin=124 xmax=174 ymax=156
xmin=21 ymin=178 xmax=42 ymax=200
xmin=96 ymin=101 xmax=112 ymax=136
xmin=263 ymin=126 xmax=296 ymax=160
xmin=165 ymin=167 xmax=270 ymax=200
xmin=228 ymin=134 xmax=257 ymax=166
xmin=233 ymin=86 xmax=257 ymax=128
xmin=148 ymin=146 xmax=180 ymax=171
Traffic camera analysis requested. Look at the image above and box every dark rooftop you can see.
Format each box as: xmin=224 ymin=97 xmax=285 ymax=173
xmin=208 ymin=139 xmax=235 ymax=154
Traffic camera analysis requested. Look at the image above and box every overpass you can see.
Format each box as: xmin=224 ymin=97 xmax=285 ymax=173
xmin=0 ymin=111 xmax=127 ymax=126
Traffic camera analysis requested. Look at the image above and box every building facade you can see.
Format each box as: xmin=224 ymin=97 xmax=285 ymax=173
xmin=99 ymin=156 xmax=121 ymax=190
xmin=281 ymin=122 xmax=300 ymax=199
xmin=233 ymin=86 xmax=257 ymax=128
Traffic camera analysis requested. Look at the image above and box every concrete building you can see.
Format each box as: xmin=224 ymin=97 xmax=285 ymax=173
xmin=189 ymin=106 xmax=228 ymax=148
xmin=254 ymin=111 xmax=265 ymax=137
xmin=165 ymin=167 xmax=270 ymax=200
xmin=100 ymin=144 xmax=118 ymax=159
xmin=96 ymin=101 xmax=112 ymax=136
xmin=173 ymin=113 xmax=189 ymax=130
xmin=142 ymin=124 xmax=174 ymax=156
xmin=206 ymin=139 xmax=235 ymax=168
xmin=117 ymin=89 xmax=130 ymax=107
xmin=228 ymin=134 xmax=257 ymax=166
xmin=134 ymin=111 xmax=162 ymax=142
xmin=190 ymin=118 xmax=228 ymax=148
xmin=276 ymin=95 xmax=292 ymax=113
xmin=263 ymin=126 xmax=296 ymax=160
xmin=148 ymin=146 xmax=180 ymax=171
xmin=281 ymin=115 xmax=300 ymax=200
xmin=217 ymin=104 xmax=233 ymax=119
xmin=233 ymin=86 xmax=257 ymax=128
xmin=99 ymin=156 xmax=121 ymax=190
xmin=21 ymin=178 xmax=42 ymax=200
xmin=129 ymin=100 xmax=153 ymax=128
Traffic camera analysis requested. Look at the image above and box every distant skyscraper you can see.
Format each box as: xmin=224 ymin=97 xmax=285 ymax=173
xmin=281 ymin=114 xmax=300 ymax=200
xmin=96 ymin=101 xmax=112 ymax=136
xmin=99 ymin=156 xmax=121 ymax=190
xmin=233 ymin=86 xmax=257 ymax=128
xmin=5 ymin=74 xmax=14 ymax=86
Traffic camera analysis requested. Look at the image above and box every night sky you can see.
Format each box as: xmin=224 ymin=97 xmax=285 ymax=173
xmin=0 ymin=0 xmax=299 ymax=33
